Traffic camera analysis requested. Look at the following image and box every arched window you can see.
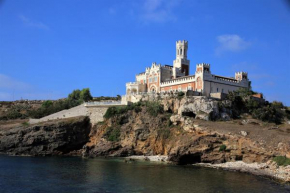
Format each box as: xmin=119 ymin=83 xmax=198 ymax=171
xmin=180 ymin=49 xmax=182 ymax=55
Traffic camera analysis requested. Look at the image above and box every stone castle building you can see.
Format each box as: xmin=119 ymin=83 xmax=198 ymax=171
xmin=126 ymin=40 xmax=249 ymax=98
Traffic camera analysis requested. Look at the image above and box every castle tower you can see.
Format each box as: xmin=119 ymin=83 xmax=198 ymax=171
xmin=173 ymin=40 xmax=190 ymax=78
xmin=235 ymin=72 xmax=248 ymax=81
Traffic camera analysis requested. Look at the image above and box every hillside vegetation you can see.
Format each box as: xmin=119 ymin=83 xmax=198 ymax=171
xmin=0 ymin=88 xmax=93 ymax=120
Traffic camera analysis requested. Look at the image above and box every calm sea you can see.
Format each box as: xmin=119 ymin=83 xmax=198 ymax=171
xmin=0 ymin=155 xmax=289 ymax=193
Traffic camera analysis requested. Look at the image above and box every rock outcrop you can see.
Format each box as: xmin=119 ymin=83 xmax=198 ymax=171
xmin=0 ymin=116 xmax=91 ymax=156
xmin=83 ymin=106 xmax=287 ymax=164
xmin=161 ymin=96 xmax=232 ymax=121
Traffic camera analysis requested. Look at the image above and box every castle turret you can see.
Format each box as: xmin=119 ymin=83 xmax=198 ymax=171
xmin=173 ymin=40 xmax=190 ymax=78
xmin=235 ymin=72 xmax=248 ymax=81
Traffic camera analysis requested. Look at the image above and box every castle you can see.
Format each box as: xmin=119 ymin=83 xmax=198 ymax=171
xmin=125 ymin=40 xmax=249 ymax=99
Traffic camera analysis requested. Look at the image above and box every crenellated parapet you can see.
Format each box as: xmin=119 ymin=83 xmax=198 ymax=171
xmin=235 ymin=71 xmax=248 ymax=81
xmin=197 ymin=63 xmax=210 ymax=67
xmin=196 ymin=63 xmax=211 ymax=74
xmin=160 ymin=75 xmax=195 ymax=87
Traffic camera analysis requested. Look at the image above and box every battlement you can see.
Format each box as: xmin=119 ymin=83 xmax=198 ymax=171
xmin=213 ymin=75 xmax=238 ymax=83
xmin=197 ymin=63 xmax=210 ymax=67
xmin=136 ymin=72 xmax=146 ymax=76
xmin=160 ymin=75 xmax=195 ymax=86
xmin=235 ymin=72 xmax=248 ymax=75
xmin=176 ymin=40 xmax=188 ymax=45
xmin=235 ymin=71 xmax=248 ymax=80
xmin=162 ymin=65 xmax=173 ymax=69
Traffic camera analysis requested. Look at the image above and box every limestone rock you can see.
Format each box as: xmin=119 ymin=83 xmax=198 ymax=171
xmin=0 ymin=116 xmax=91 ymax=156
xmin=170 ymin=114 xmax=184 ymax=125
xmin=240 ymin=131 xmax=248 ymax=137
xmin=178 ymin=97 xmax=220 ymax=121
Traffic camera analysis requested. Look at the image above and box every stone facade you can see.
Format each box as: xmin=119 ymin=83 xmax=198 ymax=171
xmin=125 ymin=40 xmax=250 ymax=100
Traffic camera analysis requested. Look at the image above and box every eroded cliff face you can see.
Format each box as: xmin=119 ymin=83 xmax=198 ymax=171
xmin=83 ymin=105 xmax=289 ymax=166
xmin=0 ymin=116 xmax=91 ymax=156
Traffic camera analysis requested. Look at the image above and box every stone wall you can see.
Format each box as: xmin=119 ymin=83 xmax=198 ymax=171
xmin=87 ymin=107 xmax=108 ymax=125
xmin=29 ymin=104 xmax=108 ymax=126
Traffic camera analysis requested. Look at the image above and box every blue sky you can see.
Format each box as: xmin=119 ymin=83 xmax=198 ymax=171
xmin=0 ymin=0 xmax=289 ymax=105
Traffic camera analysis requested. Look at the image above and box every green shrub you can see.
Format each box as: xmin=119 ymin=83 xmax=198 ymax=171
xmin=104 ymin=106 xmax=126 ymax=119
xmin=103 ymin=103 xmax=145 ymax=119
xmin=134 ymin=106 xmax=142 ymax=113
xmin=104 ymin=127 xmax=121 ymax=142
xmin=145 ymin=101 xmax=164 ymax=116
xmin=273 ymin=156 xmax=290 ymax=166
xmin=42 ymin=100 xmax=53 ymax=108
xmin=245 ymin=98 xmax=260 ymax=113
xmin=219 ymin=144 xmax=227 ymax=152
xmin=252 ymin=106 xmax=283 ymax=124
xmin=271 ymin=101 xmax=284 ymax=109
xmin=22 ymin=122 xmax=30 ymax=127
xmin=6 ymin=110 xmax=24 ymax=119
xmin=177 ymin=91 xmax=185 ymax=100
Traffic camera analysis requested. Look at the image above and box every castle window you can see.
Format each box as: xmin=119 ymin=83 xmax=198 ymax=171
xmin=217 ymin=88 xmax=219 ymax=92
xmin=180 ymin=49 xmax=182 ymax=55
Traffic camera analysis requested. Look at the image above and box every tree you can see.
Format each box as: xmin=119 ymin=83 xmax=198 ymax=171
xmin=68 ymin=89 xmax=81 ymax=101
xmin=80 ymin=88 xmax=93 ymax=102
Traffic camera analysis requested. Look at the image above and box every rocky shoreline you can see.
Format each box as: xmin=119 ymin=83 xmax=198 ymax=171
xmin=196 ymin=161 xmax=290 ymax=183
xmin=125 ymin=155 xmax=290 ymax=183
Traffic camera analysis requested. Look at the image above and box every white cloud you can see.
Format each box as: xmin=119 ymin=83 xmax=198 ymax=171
xmin=140 ymin=0 xmax=180 ymax=23
xmin=19 ymin=15 xmax=49 ymax=30
xmin=215 ymin=35 xmax=251 ymax=55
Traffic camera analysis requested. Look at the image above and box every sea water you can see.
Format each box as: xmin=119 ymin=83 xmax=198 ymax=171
xmin=0 ymin=155 xmax=289 ymax=193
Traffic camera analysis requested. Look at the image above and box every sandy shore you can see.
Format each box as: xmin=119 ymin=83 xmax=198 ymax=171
xmin=195 ymin=161 xmax=290 ymax=183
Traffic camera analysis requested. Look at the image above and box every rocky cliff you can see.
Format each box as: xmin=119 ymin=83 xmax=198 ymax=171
xmin=1 ymin=97 xmax=290 ymax=181
xmin=83 ymin=104 xmax=289 ymax=164
xmin=0 ymin=116 xmax=91 ymax=156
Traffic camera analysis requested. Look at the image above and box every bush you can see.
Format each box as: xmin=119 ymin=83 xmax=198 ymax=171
xmin=219 ymin=144 xmax=227 ymax=152
xmin=42 ymin=100 xmax=53 ymax=108
xmin=273 ymin=156 xmax=290 ymax=166
xmin=104 ymin=127 xmax=121 ymax=142
xmin=271 ymin=101 xmax=284 ymax=109
xmin=245 ymin=98 xmax=260 ymax=113
xmin=252 ymin=106 xmax=283 ymax=124
xmin=177 ymin=91 xmax=185 ymax=100
xmin=145 ymin=101 xmax=164 ymax=116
